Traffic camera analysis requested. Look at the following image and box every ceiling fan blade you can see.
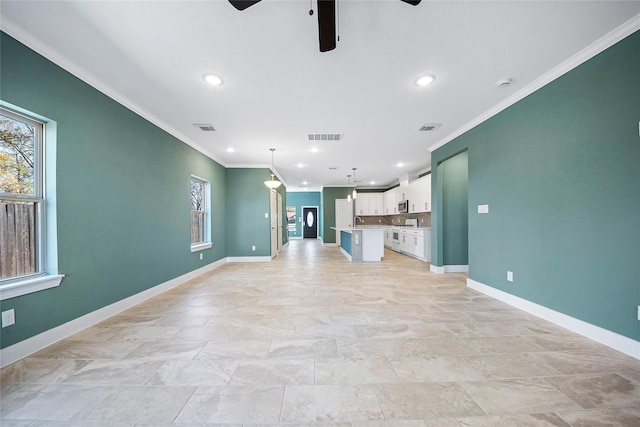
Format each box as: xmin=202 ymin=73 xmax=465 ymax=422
xmin=317 ymin=0 xmax=336 ymax=52
xmin=400 ymin=0 xmax=422 ymax=5
xmin=228 ymin=0 xmax=262 ymax=11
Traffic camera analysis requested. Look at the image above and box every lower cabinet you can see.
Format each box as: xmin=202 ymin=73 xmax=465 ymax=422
xmin=398 ymin=229 xmax=431 ymax=262
xmin=384 ymin=229 xmax=393 ymax=247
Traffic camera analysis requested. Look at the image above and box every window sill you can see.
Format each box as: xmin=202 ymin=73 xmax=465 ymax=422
xmin=190 ymin=243 xmax=212 ymax=253
xmin=0 ymin=274 xmax=65 ymax=301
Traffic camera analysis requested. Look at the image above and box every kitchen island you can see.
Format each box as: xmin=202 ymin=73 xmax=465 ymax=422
xmin=331 ymin=227 xmax=385 ymax=262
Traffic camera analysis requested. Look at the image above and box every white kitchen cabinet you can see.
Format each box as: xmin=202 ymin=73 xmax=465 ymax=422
xmin=384 ymin=229 xmax=393 ymax=247
xmin=398 ymin=228 xmax=431 ymax=261
xmin=397 ymin=186 xmax=409 ymax=203
xmin=356 ymin=193 xmax=384 ymax=216
xmin=408 ymin=175 xmax=431 ymax=213
xmin=383 ymin=187 xmax=398 ymax=215
xmin=369 ymin=193 xmax=383 ymax=215
xmin=400 ymin=231 xmax=409 ymax=253
xmin=355 ymin=193 xmax=368 ymax=216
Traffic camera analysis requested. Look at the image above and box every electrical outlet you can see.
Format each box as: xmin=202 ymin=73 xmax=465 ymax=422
xmin=2 ymin=309 xmax=15 ymax=328
xmin=252 ymin=245 xmax=256 ymax=251
xmin=637 ymin=305 xmax=640 ymax=320
xmin=264 ymin=213 xmax=269 ymax=218
xmin=507 ymin=271 xmax=514 ymax=282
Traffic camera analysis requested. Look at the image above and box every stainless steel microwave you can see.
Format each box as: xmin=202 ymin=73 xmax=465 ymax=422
xmin=398 ymin=200 xmax=409 ymax=213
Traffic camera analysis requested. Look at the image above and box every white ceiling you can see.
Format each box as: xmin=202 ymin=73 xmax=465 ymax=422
xmin=2 ymin=1 xmax=639 ymax=191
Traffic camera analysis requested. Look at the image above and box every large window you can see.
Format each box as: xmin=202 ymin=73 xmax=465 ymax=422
xmin=190 ymin=175 xmax=211 ymax=252
xmin=0 ymin=105 xmax=62 ymax=300
xmin=1 ymin=108 xmax=43 ymax=280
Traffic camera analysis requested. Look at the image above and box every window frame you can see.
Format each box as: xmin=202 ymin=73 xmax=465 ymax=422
xmin=189 ymin=175 xmax=211 ymax=252
xmin=0 ymin=104 xmax=63 ymax=301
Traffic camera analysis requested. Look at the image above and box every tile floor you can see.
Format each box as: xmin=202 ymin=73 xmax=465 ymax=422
xmin=1 ymin=239 xmax=639 ymax=426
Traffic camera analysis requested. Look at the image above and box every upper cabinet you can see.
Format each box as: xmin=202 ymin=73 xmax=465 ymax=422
xmin=408 ymin=174 xmax=431 ymax=213
xmin=383 ymin=187 xmax=397 ymax=215
xmin=382 ymin=176 xmax=431 ymax=215
xmin=355 ymin=192 xmax=384 ymax=216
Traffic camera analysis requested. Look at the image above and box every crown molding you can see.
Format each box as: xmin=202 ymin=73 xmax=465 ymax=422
xmin=429 ymin=14 xmax=640 ymax=153
xmin=0 ymin=16 xmax=226 ymax=167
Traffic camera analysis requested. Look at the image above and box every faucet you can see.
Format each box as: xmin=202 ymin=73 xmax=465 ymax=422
xmin=355 ymin=216 xmax=363 ymax=225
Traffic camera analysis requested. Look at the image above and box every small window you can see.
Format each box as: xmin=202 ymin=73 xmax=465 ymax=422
xmin=190 ymin=176 xmax=211 ymax=251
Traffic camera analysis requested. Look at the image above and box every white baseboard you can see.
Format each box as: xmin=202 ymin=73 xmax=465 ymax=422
xmin=430 ymin=265 xmax=469 ymax=273
xmin=467 ymin=278 xmax=640 ymax=360
xmin=340 ymin=247 xmax=352 ymax=261
xmin=445 ymin=265 xmax=469 ymax=273
xmin=227 ymin=256 xmax=271 ymax=262
xmin=323 ymin=243 xmax=339 ymax=247
xmin=0 ymin=258 xmax=227 ymax=368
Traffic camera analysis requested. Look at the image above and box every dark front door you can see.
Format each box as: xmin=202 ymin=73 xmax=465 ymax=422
xmin=303 ymin=207 xmax=318 ymax=238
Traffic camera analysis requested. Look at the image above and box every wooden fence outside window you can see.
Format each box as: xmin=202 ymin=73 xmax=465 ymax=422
xmin=0 ymin=201 xmax=36 ymax=279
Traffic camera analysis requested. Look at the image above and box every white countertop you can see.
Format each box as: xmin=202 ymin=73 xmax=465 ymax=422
xmin=331 ymin=227 xmax=385 ymax=233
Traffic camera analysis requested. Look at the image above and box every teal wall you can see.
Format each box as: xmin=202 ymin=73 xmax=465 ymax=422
xmin=321 ymin=187 xmax=351 ymax=244
xmin=285 ymin=191 xmax=322 ymax=239
xmin=441 ymin=151 xmax=468 ymax=266
xmin=225 ymin=168 xmax=287 ymax=256
xmin=225 ymin=168 xmax=270 ymax=256
xmin=0 ymin=32 xmax=285 ymax=350
xmin=431 ymin=31 xmax=640 ymax=340
xmin=340 ymin=231 xmax=352 ymax=255
xmin=0 ymin=32 xmax=229 ymax=348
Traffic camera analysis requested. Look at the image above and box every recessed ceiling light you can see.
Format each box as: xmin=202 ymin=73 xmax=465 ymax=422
xmin=370 ymin=181 xmax=376 ymax=185
xmin=311 ymin=147 xmax=319 ymax=153
xmin=415 ymin=75 xmax=435 ymax=87
xmin=297 ymin=163 xmax=304 ymax=168
xmin=396 ymin=162 xmax=405 ymax=168
xmin=302 ymin=181 xmax=308 ymax=185
xmin=204 ymin=74 xmax=223 ymax=86
xmin=226 ymin=147 xmax=234 ymax=153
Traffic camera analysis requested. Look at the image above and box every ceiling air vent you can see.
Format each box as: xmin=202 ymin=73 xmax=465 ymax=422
xmin=193 ymin=123 xmax=216 ymax=132
xmin=307 ymin=133 xmax=342 ymax=141
xmin=418 ymin=123 xmax=441 ymax=132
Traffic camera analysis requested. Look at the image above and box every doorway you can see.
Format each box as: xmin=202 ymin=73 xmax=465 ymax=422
xmin=302 ymin=207 xmax=318 ymax=238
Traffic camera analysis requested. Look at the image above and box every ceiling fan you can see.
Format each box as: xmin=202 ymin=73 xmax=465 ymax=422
xmin=228 ymin=0 xmax=421 ymax=52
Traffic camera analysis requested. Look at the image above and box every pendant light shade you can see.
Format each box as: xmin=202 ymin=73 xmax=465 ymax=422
xmin=352 ymin=167 xmax=358 ymax=200
xmin=264 ymin=148 xmax=282 ymax=189
xmin=346 ymin=174 xmax=352 ymax=201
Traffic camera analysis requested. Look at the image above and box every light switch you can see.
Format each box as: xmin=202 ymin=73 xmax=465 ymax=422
xmin=478 ymin=204 xmax=489 ymax=214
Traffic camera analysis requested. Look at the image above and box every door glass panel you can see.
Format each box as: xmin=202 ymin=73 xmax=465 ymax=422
xmin=306 ymin=211 xmax=314 ymax=227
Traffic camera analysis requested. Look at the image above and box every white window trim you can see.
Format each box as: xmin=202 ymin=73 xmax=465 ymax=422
xmin=190 ymin=242 xmax=213 ymax=253
xmin=0 ymin=274 xmax=64 ymax=301
xmin=0 ymin=101 xmax=62 ymax=300
xmin=190 ymin=174 xmax=211 ymax=251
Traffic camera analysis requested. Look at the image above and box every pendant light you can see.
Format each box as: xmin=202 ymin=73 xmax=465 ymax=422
xmin=264 ymin=148 xmax=282 ymax=189
xmin=352 ymin=167 xmax=358 ymax=200
xmin=346 ymin=174 xmax=352 ymax=201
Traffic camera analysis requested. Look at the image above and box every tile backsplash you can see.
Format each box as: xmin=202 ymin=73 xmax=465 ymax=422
xmin=355 ymin=212 xmax=431 ymax=227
